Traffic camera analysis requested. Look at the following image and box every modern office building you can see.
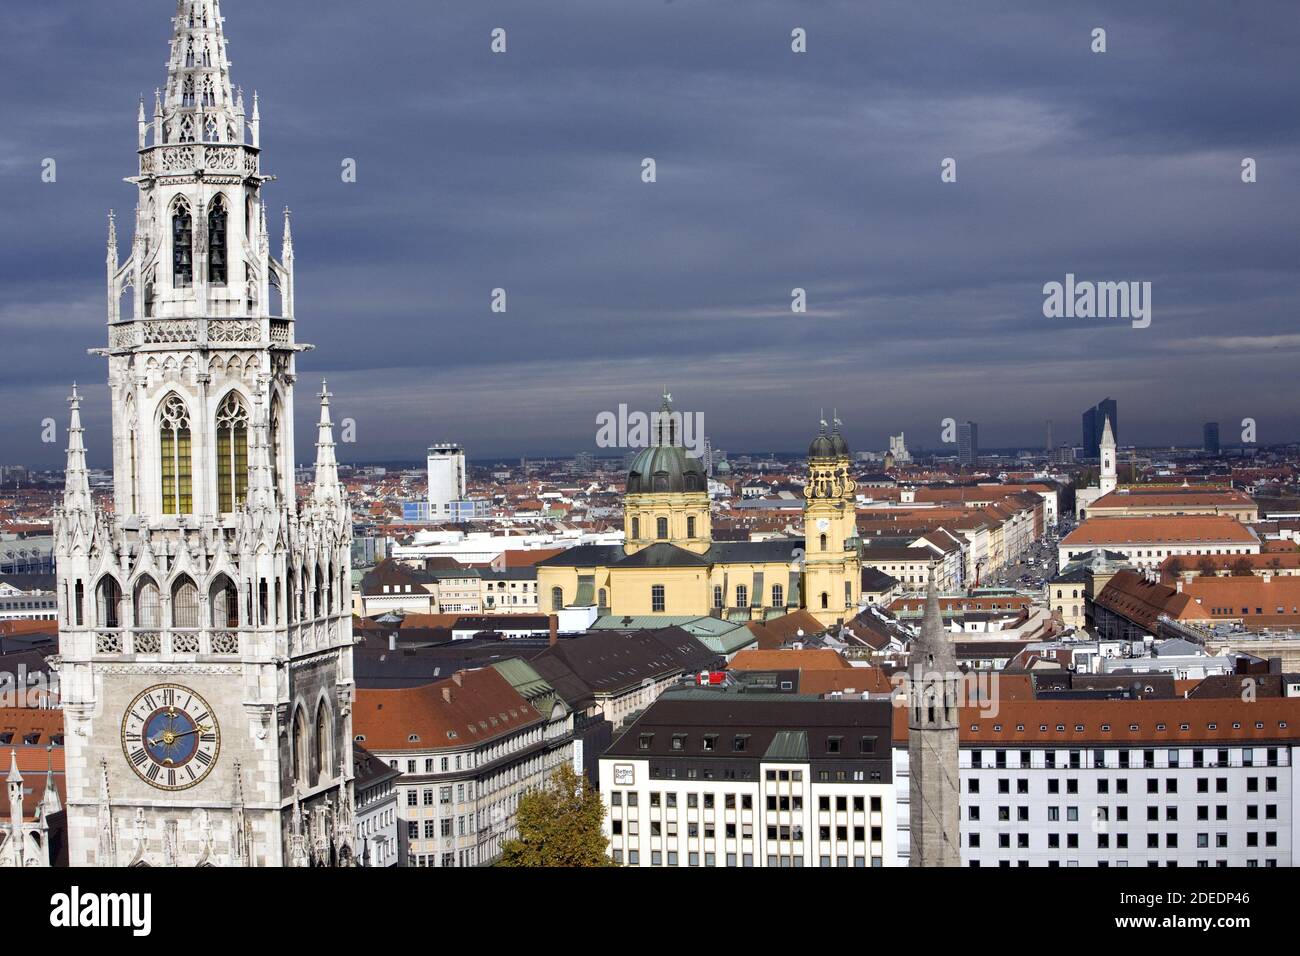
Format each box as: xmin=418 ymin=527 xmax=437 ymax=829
xmin=1204 ymin=422 xmax=1221 ymax=456
xmin=957 ymin=422 xmax=979 ymax=466
xmin=1082 ymin=399 xmax=1119 ymax=460
xmin=427 ymin=443 xmax=468 ymax=517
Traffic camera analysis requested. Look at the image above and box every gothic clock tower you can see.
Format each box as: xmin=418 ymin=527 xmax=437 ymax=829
xmin=54 ymin=0 xmax=356 ymax=867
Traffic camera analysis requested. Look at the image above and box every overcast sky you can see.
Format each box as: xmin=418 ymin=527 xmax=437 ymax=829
xmin=1 ymin=0 xmax=1297 ymax=467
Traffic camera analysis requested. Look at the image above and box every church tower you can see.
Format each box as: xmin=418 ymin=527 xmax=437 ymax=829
xmin=54 ymin=0 xmax=356 ymax=867
xmin=1098 ymin=415 xmax=1117 ymax=495
xmin=802 ymin=413 xmax=861 ymax=627
xmin=907 ymin=566 xmax=961 ymax=867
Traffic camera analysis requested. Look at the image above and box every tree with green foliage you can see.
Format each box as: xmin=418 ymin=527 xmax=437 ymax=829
xmin=498 ymin=763 xmax=615 ymax=867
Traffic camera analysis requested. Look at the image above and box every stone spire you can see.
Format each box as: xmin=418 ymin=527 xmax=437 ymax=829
xmin=907 ymin=564 xmax=961 ymax=867
xmin=915 ymin=564 xmax=956 ymax=673
xmin=312 ymin=382 xmax=341 ymax=508
xmin=106 ymin=210 xmax=118 ymax=268
xmin=7 ymin=751 xmax=23 ymax=833
xmin=41 ymin=749 xmax=61 ymax=816
xmin=62 ymin=385 xmax=93 ymax=516
xmin=95 ymin=758 xmax=115 ymax=866
xmin=163 ymin=1 xmax=235 ymax=126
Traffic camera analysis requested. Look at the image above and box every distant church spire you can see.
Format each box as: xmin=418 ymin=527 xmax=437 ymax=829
xmin=908 ymin=565 xmax=961 ymax=867
xmin=1099 ymin=415 xmax=1117 ymax=495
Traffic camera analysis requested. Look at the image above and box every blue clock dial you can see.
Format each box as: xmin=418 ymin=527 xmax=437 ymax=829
xmin=121 ymin=684 xmax=220 ymax=791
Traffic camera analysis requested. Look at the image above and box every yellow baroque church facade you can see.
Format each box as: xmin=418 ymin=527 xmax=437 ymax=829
xmin=537 ymin=399 xmax=862 ymax=628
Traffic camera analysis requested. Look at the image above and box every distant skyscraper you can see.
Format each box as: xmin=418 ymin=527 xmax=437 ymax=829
xmin=1203 ymin=422 xmax=1221 ymax=455
xmin=1045 ymin=419 xmax=1054 ymax=452
xmin=957 ymin=421 xmax=978 ymax=466
xmin=427 ymin=443 xmax=467 ymax=517
xmin=889 ymin=433 xmax=912 ymax=464
xmin=1082 ymin=398 xmax=1118 ymax=459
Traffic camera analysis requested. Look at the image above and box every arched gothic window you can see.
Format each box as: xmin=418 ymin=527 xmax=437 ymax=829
xmin=208 ymin=195 xmax=228 ymax=284
xmin=201 ymin=76 xmax=215 ymax=107
xmin=210 ymin=575 xmax=238 ymax=628
xmin=314 ymin=703 xmax=332 ymax=785
xmin=185 ymin=38 xmax=196 ymax=68
xmin=713 ymin=585 xmax=723 ymax=610
xmin=97 ymin=577 xmax=122 ymax=629
xmin=171 ymin=576 xmax=200 ymax=629
xmin=134 ymin=577 xmax=162 ymax=629
xmin=551 ymin=587 xmax=563 ymax=611
xmin=172 ymin=200 xmax=193 ymax=287
xmin=820 ymin=591 xmax=829 ymax=610
xmin=181 ymin=77 xmax=195 ymax=108
xmin=772 ymin=584 xmax=784 ymax=607
xmin=158 ymin=395 xmax=193 ymax=515
xmin=215 ymin=393 xmax=249 ymax=512
xmin=656 ymin=516 xmax=668 ymax=540
xmin=736 ymin=585 xmax=748 ymax=608
xmin=292 ymin=708 xmax=308 ymax=786
xmin=820 ymin=533 xmax=827 ymax=551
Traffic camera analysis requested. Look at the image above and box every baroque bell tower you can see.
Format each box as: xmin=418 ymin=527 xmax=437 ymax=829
xmin=802 ymin=413 xmax=861 ymax=627
xmin=54 ymin=0 xmax=356 ymax=867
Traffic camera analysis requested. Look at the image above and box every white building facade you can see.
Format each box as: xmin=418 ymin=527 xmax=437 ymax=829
xmin=600 ymin=692 xmax=897 ymax=867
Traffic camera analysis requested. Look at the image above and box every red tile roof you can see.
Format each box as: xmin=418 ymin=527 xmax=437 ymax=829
xmin=1063 ymin=515 xmax=1257 ymax=546
xmin=353 ymin=667 xmax=540 ymax=752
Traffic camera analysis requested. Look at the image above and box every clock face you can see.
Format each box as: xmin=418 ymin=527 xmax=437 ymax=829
xmin=816 ymin=518 xmax=830 ymax=532
xmin=121 ymin=684 xmax=221 ymax=791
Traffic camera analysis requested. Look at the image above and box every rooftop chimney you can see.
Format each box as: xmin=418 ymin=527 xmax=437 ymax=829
xmin=549 ymin=613 xmax=558 ymax=647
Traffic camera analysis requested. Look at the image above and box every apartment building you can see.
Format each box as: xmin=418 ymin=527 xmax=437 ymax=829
xmin=354 ymin=662 xmax=575 ymax=867
xmin=353 ymin=745 xmax=401 ymax=868
xmin=600 ymin=689 xmax=897 ymax=867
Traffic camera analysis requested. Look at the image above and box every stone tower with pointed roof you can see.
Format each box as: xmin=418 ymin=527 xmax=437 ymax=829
xmin=907 ymin=566 xmax=961 ymax=866
xmin=54 ymin=0 xmax=355 ymax=867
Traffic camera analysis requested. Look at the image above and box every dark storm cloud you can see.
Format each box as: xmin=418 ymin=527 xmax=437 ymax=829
xmin=1 ymin=0 xmax=1297 ymax=466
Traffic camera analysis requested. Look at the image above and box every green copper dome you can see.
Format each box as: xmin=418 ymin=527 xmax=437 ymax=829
xmin=626 ymin=445 xmax=708 ymax=494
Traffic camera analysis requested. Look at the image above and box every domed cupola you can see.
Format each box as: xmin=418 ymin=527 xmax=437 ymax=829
xmin=808 ymin=413 xmax=836 ymax=460
xmin=623 ymin=390 xmax=712 ymax=554
xmin=625 ymin=391 xmax=708 ymax=494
